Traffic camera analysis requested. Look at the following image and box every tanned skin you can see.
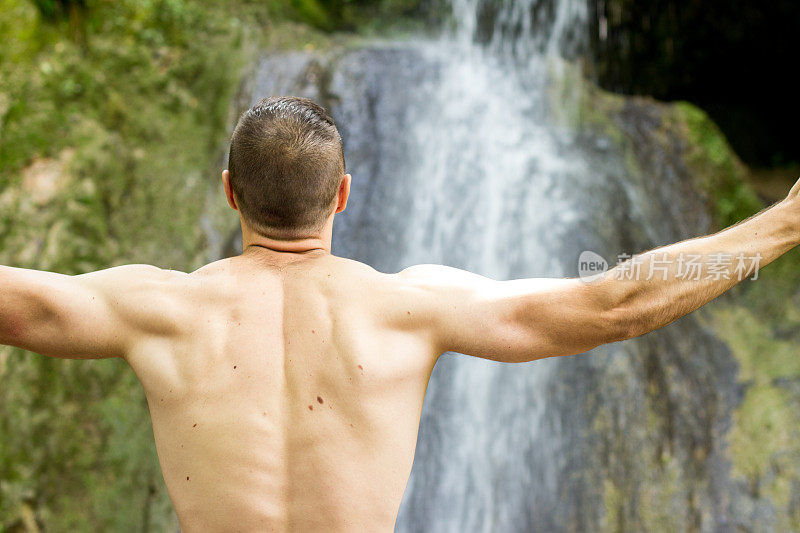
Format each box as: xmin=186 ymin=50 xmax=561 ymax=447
xmin=2 ymin=170 xmax=800 ymax=531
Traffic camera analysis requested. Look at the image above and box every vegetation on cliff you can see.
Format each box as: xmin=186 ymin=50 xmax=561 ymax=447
xmin=0 ymin=0 xmax=249 ymax=528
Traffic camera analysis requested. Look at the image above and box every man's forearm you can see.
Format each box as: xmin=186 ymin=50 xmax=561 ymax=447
xmin=603 ymin=196 xmax=800 ymax=339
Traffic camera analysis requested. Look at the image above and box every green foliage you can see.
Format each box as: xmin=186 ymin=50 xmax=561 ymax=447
xmin=29 ymin=0 xmax=85 ymax=21
xmin=274 ymin=0 xmax=437 ymax=33
xmin=708 ymin=306 xmax=800 ymax=530
xmin=0 ymin=0 xmax=254 ymax=529
xmin=674 ymin=102 xmax=763 ymax=228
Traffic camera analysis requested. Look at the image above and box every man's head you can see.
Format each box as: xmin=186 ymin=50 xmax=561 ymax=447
xmin=224 ymin=96 xmax=348 ymax=240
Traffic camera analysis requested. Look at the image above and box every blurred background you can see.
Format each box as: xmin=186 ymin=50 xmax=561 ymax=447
xmin=1 ymin=0 xmax=798 ymax=531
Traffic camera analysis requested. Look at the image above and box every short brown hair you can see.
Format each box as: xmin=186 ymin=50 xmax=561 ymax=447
xmin=227 ymin=96 xmax=346 ymax=238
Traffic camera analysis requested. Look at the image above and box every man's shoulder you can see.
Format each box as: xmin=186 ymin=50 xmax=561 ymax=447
xmin=96 ymin=262 xmax=229 ymax=312
xmin=325 ymin=259 xmax=487 ymax=297
xmin=327 ymin=256 xmax=431 ymax=291
xmin=327 ymin=260 xmax=463 ymax=316
xmin=331 ymin=258 xmax=460 ymax=281
xmin=327 ymin=255 xmax=382 ymax=278
xmin=389 ymin=264 xmax=489 ymax=292
xmin=77 ymin=263 xmax=190 ymax=292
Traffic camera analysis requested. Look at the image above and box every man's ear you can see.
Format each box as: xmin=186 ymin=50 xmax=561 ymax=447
xmin=222 ymin=170 xmax=238 ymax=211
xmin=335 ymin=174 xmax=351 ymax=214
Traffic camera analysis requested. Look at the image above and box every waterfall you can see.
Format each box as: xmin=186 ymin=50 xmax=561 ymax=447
xmin=246 ymin=0 xmax=744 ymax=530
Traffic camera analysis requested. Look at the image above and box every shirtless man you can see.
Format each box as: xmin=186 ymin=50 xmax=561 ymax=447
xmin=1 ymin=96 xmax=798 ymax=531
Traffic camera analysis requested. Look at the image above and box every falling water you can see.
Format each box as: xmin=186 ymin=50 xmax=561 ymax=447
xmin=244 ymin=0 xmax=744 ymax=530
xmin=386 ymin=1 xmax=595 ymax=530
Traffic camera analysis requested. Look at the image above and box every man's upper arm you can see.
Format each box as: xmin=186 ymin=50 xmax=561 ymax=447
xmin=398 ymin=264 xmax=625 ymax=363
xmin=0 ymin=264 xmax=185 ymax=359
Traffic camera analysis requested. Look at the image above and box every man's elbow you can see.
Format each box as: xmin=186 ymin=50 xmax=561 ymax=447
xmin=0 ymin=316 xmax=26 ymax=347
xmin=594 ymin=277 xmax=648 ymax=344
xmin=0 ymin=287 xmax=53 ymax=348
xmin=601 ymin=305 xmax=640 ymax=344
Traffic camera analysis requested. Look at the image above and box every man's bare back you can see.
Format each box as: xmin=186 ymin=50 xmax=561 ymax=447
xmin=3 ymin=96 xmax=799 ymax=530
xmin=132 ymin=250 xmax=438 ymax=531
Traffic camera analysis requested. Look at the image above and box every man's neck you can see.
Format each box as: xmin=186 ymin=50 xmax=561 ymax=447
xmin=240 ymin=222 xmax=332 ymax=255
xmin=244 ymin=241 xmax=328 ymax=255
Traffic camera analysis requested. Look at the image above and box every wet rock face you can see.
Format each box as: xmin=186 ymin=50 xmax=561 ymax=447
xmin=240 ymin=44 xmax=751 ymax=531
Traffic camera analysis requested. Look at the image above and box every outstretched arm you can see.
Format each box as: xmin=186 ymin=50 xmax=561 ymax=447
xmin=0 ymin=264 xmax=185 ymax=359
xmin=401 ymin=179 xmax=800 ymax=363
